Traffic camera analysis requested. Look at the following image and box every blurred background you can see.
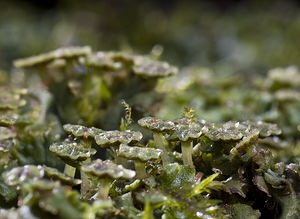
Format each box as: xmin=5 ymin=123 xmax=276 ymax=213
xmin=1 ymin=0 xmax=300 ymax=73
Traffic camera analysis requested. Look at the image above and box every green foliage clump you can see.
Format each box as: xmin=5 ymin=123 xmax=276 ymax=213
xmin=0 ymin=47 xmax=299 ymax=219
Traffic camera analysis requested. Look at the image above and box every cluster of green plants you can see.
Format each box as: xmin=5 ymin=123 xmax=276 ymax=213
xmin=0 ymin=46 xmax=299 ymax=218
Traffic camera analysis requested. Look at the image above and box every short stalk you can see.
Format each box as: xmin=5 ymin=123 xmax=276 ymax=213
xmin=135 ymin=160 xmax=147 ymax=179
xmin=153 ymin=132 xmax=169 ymax=166
xmin=143 ymin=200 xmax=154 ymax=219
xmin=64 ymin=164 xmax=76 ymax=178
xmin=81 ymin=158 xmax=91 ymax=198
xmin=97 ymin=178 xmax=112 ymax=199
xmin=181 ymin=140 xmax=194 ymax=167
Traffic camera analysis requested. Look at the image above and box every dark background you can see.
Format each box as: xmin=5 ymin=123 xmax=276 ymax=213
xmin=1 ymin=0 xmax=300 ymax=72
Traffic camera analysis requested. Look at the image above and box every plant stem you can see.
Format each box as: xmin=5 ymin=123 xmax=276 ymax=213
xmin=143 ymin=200 xmax=154 ymax=219
xmin=135 ymin=160 xmax=147 ymax=179
xmin=64 ymin=164 xmax=76 ymax=178
xmin=153 ymin=132 xmax=169 ymax=166
xmin=81 ymin=158 xmax=91 ymax=199
xmin=181 ymin=140 xmax=194 ymax=167
xmin=96 ymin=178 xmax=112 ymax=199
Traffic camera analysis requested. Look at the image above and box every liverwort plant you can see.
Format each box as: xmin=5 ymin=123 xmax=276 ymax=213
xmin=2 ymin=165 xmax=44 ymax=188
xmin=138 ymin=117 xmax=175 ymax=166
xmin=62 ymin=124 xmax=102 ymax=197
xmin=63 ymin=124 xmax=103 ymax=139
xmin=132 ymin=56 xmax=178 ymax=78
xmin=49 ymin=138 xmax=96 ymax=178
xmin=117 ymin=144 xmax=162 ymax=179
xmin=205 ymin=121 xmax=248 ymax=142
xmin=13 ymin=46 xmax=92 ymax=69
xmin=95 ymin=130 xmax=142 ymax=146
xmin=171 ymin=117 xmax=205 ymax=167
xmin=94 ymin=130 xmax=143 ymax=161
xmin=3 ymin=165 xmax=81 ymax=188
xmin=81 ymin=159 xmax=135 ymax=199
xmin=79 ymin=51 xmax=122 ymax=72
xmin=168 ymin=108 xmax=208 ymax=167
xmin=43 ymin=165 xmax=82 ymax=186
